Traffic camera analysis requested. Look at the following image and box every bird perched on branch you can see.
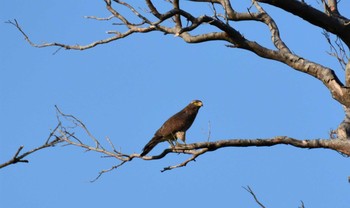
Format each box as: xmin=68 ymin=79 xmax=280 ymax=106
xmin=140 ymin=100 xmax=203 ymax=156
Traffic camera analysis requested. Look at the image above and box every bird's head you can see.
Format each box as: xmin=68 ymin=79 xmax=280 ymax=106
xmin=191 ymin=100 xmax=203 ymax=107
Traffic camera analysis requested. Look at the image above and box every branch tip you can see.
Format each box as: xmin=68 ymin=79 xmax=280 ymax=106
xmin=243 ymin=186 xmax=266 ymax=208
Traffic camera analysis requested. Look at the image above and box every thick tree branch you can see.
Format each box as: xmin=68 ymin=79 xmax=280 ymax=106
xmin=187 ymin=2 xmax=350 ymax=106
xmin=256 ymin=0 xmax=350 ymax=47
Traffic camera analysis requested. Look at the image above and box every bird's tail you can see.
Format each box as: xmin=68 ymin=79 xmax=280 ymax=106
xmin=140 ymin=136 xmax=161 ymax=157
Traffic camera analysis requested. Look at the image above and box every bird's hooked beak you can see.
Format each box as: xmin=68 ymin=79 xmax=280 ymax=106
xmin=191 ymin=100 xmax=203 ymax=107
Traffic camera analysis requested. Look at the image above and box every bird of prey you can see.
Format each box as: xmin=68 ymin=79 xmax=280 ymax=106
xmin=140 ymin=100 xmax=203 ymax=156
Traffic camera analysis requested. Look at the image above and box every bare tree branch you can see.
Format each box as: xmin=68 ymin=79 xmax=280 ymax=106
xmin=0 ymin=124 xmax=62 ymax=169
xmin=44 ymin=108 xmax=350 ymax=180
xmin=256 ymin=0 xmax=350 ymax=46
xmin=84 ymin=15 xmax=114 ymax=21
xmin=91 ymin=161 xmax=127 ymax=182
xmin=55 ymin=105 xmax=102 ymax=149
xmin=6 ymin=18 xmax=157 ymax=50
xmin=8 ymin=1 xmax=350 ymax=107
xmin=243 ymin=186 xmax=266 ymax=208
xmin=299 ymin=200 xmax=306 ymax=208
xmin=161 ymin=148 xmax=208 ymax=172
xmin=322 ymin=31 xmax=349 ymax=70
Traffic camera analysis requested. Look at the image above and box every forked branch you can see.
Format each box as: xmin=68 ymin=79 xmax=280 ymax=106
xmin=243 ymin=186 xmax=266 ymax=208
xmin=0 ymin=124 xmax=62 ymax=169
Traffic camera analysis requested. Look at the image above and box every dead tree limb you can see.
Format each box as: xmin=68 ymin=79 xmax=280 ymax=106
xmin=1 ymin=105 xmax=349 ymax=180
xmin=7 ymin=1 xmax=350 ymax=107
xmin=0 ymin=124 xmax=62 ymax=169
xmin=48 ymin=108 xmax=350 ymax=180
xmin=3 ymin=106 xmax=349 ymax=180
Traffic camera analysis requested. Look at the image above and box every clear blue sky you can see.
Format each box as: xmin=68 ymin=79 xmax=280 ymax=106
xmin=1 ymin=1 xmax=350 ymax=207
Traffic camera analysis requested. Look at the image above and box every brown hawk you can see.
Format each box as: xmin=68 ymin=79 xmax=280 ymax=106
xmin=140 ymin=100 xmax=203 ymax=156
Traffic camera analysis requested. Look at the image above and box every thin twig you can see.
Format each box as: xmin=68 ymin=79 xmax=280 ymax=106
xmin=84 ymin=15 xmax=114 ymax=21
xmin=161 ymin=148 xmax=208 ymax=172
xmin=243 ymin=186 xmax=266 ymax=208
xmin=106 ymin=136 xmax=118 ymax=153
xmin=0 ymin=137 xmax=62 ymax=169
xmin=90 ymin=161 xmax=127 ymax=182
xmin=322 ymin=30 xmax=348 ymax=70
xmin=46 ymin=121 xmax=61 ymax=144
xmin=55 ymin=105 xmax=102 ymax=149
xmin=207 ymin=121 xmax=211 ymax=142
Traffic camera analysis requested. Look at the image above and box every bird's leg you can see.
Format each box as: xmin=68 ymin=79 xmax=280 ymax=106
xmin=175 ymin=131 xmax=186 ymax=145
xmin=170 ymin=133 xmax=180 ymax=146
xmin=166 ymin=140 xmax=176 ymax=148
